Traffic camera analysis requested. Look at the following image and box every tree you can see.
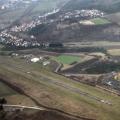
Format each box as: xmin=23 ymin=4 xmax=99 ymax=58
xmin=0 ymin=98 xmax=7 ymax=104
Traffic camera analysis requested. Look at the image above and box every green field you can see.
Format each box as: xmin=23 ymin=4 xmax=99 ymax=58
xmin=91 ymin=18 xmax=111 ymax=25
xmin=54 ymin=55 xmax=80 ymax=64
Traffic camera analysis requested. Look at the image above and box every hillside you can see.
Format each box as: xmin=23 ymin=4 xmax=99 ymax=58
xmin=63 ymin=0 xmax=120 ymax=13
xmin=28 ymin=21 xmax=120 ymax=43
xmin=0 ymin=0 xmax=68 ymax=30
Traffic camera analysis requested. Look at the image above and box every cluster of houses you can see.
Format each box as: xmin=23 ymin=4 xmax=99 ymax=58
xmin=0 ymin=28 xmax=64 ymax=48
xmin=31 ymin=57 xmax=50 ymax=66
xmin=10 ymin=20 xmax=42 ymax=32
xmin=11 ymin=53 xmax=51 ymax=66
xmin=10 ymin=8 xmax=60 ymax=33
xmin=0 ymin=30 xmax=22 ymax=46
xmin=6 ymin=9 xmax=104 ymax=34
xmin=0 ymin=30 xmax=41 ymax=47
xmin=59 ymin=9 xmax=104 ymax=20
xmin=19 ymin=54 xmax=51 ymax=66
xmin=0 ymin=30 xmax=23 ymax=43
xmin=10 ymin=9 xmax=104 ymax=33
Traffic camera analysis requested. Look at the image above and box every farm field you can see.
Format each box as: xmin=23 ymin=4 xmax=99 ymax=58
xmin=53 ymin=55 xmax=81 ymax=64
xmin=79 ymin=18 xmax=111 ymax=26
xmin=0 ymin=55 xmax=120 ymax=120
xmin=90 ymin=18 xmax=111 ymax=25
xmin=64 ymin=41 xmax=120 ymax=49
xmin=107 ymin=49 xmax=120 ymax=56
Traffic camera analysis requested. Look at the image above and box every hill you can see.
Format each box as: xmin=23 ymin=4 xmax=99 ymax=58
xmin=63 ymin=0 xmax=120 ymax=13
xmin=28 ymin=21 xmax=120 ymax=43
xmin=0 ymin=0 xmax=68 ymax=30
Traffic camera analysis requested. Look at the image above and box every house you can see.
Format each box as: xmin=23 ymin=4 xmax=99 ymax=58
xmin=31 ymin=58 xmax=40 ymax=63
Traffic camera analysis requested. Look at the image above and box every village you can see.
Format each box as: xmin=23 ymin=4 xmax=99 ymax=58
xmin=59 ymin=9 xmax=104 ymax=20
xmin=0 ymin=9 xmax=105 ymax=48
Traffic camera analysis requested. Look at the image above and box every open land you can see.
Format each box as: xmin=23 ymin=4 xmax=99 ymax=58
xmin=0 ymin=52 xmax=120 ymax=120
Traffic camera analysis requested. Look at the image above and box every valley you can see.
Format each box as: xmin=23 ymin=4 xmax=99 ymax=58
xmin=0 ymin=0 xmax=120 ymax=120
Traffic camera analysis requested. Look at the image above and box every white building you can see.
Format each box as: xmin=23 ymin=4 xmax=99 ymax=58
xmin=31 ymin=58 xmax=40 ymax=63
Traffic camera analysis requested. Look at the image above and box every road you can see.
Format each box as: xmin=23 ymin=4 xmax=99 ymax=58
xmin=54 ymin=63 xmax=63 ymax=73
xmin=3 ymin=104 xmax=45 ymax=111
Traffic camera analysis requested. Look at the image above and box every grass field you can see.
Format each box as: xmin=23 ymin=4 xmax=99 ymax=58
xmin=64 ymin=41 xmax=120 ymax=48
xmin=0 ymin=55 xmax=120 ymax=119
xmin=54 ymin=55 xmax=80 ymax=64
xmin=91 ymin=18 xmax=111 ymax=25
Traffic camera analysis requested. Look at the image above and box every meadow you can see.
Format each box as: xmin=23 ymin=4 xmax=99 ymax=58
xmin=54 ymin=55 xmax=81 ymax=64
xmin=91 ymin=18 xmax=111 ymax=25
